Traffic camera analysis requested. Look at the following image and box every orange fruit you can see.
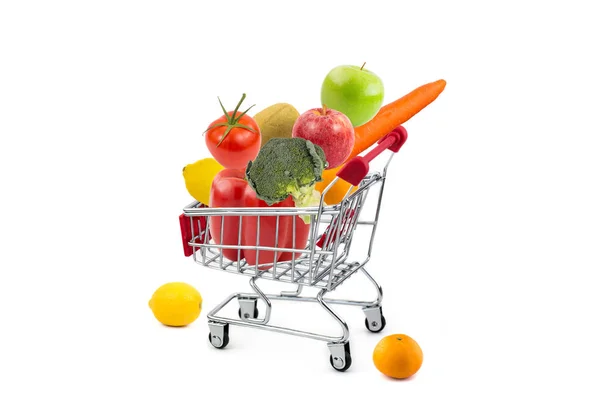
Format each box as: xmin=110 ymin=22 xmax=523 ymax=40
xmin=373 ymin=334 xmax=423 ymax=379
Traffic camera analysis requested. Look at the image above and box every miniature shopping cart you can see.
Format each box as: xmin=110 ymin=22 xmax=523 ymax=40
xmin=179 ymin=127 xmax=408 ymax=372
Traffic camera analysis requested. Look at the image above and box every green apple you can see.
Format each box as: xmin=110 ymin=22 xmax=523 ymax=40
xmin=320 ymin=64 xmax=384 ymax=127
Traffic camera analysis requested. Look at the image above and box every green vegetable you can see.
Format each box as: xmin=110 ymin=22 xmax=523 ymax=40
xmin=245 ymin=137 xmax=327 ymax=219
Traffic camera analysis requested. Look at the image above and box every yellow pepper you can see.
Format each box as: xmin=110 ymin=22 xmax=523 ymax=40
xmin=315 ymin=166 xmax=358 ymax=205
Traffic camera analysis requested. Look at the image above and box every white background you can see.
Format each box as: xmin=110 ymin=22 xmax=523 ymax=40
xmin=1 ymin=0 xmax=599 ymax=399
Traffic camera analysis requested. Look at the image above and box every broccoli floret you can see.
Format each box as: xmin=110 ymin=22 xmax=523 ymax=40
xmin=245 ymin=137 xmax=327 ymax=212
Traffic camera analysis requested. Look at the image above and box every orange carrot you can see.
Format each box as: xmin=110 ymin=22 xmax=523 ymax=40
xmin=350 ymin=79 xmax=446 ymax=158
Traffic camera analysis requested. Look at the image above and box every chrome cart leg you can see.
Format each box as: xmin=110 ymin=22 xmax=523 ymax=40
xmin=317 ymin=289 xmax=353 ymax=371
xmin=208 ymin=321 xmax=229 ymax=349
xmin=360 ymin=268 xmax=387 ymax=333
xmin=361 ymin=267 xmax=383 ymax=306
xmin=248 ymin=276 xmax=272 ymax=324
xmin=317 ymin=289 xmax=350 ymax=343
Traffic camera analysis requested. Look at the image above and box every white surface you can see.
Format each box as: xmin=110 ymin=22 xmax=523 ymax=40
xmin=1 ymin=0 xmax=599 ymax=399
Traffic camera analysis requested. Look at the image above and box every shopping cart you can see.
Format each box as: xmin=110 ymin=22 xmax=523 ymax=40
xmin=179 ymin=127 xmax=408 ymax=371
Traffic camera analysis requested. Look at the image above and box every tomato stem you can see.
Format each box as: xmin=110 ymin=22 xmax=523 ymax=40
xmin=209 ymin=93 xmax=256 ymax=147
xmin=217 ymin=96 xmax=228 ymax=119
xmin=230 ymin=93 xmax=247 ymax=121
xmin=235 ymin=104 xmax=255 ymax=122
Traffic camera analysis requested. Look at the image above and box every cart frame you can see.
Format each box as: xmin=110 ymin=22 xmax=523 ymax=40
xmin=179 ymin=127 xmax=408 ymax=371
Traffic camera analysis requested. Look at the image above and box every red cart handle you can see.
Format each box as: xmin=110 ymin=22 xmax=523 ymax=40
xmin=336 ymin=126 xmax=408 ymax=186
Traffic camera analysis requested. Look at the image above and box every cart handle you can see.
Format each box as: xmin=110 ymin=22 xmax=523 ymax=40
xmin=336 ymin=126 xmax=408 ymax=186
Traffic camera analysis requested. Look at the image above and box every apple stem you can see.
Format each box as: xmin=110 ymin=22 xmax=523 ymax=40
xmin=360 ymin=62 xmax=366 ymax=70
xmin=322 ymin=104 xmax=328 ymax=115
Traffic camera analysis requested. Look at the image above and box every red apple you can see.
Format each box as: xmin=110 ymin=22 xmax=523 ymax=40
xmin=292 ymin=106 xmax=355 ymax=169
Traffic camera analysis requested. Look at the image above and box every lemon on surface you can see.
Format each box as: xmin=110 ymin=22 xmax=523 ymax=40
xmin=149 ymin=282 xmax=202 ymax=327
xmin=183 ymin=158 xmax=224 ymax=205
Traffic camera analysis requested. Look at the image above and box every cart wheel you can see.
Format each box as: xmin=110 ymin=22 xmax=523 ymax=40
xmin=365 ymin=315 xmax=386 ymax=333
xmin=238 ymin=307 xmax=259 ymax=320
xmin=328 ymin=342 xmax=352 ymax=372
xmin=330 ymin=351 xmax=352 ymax=372
xmin=208 ymin=324 xmax=229 ymax=349
xmin=364 ymin=306 xmax=386 ymax=333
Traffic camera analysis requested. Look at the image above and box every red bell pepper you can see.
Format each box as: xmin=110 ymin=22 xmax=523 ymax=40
xmin=243 ymin=191 xmax=294 ymax=270
xmin=209 ymin=168 xmax=247 ymax=262
xmin=278 ymin=215 xmax=311 ymax=262
xmin=209 ymin=168 xmax=310 ymax=269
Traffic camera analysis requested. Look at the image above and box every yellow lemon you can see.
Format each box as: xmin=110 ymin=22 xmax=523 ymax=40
xmin=149 ymin=282 xmax=202 ymax=327
xmin=183 ymin=158 xmax=224 ymax=205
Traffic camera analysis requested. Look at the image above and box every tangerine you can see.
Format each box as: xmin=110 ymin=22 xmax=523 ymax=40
xmin=373 ymin=334 xmax=423 ymax=379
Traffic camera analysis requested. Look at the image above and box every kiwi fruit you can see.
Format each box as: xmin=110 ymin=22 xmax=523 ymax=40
xmin=254 ymin=103 xmax=300 ymax=148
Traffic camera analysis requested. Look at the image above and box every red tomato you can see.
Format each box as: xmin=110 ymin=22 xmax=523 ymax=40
xmin=205 ymin=94 xmax=261 ymax=170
